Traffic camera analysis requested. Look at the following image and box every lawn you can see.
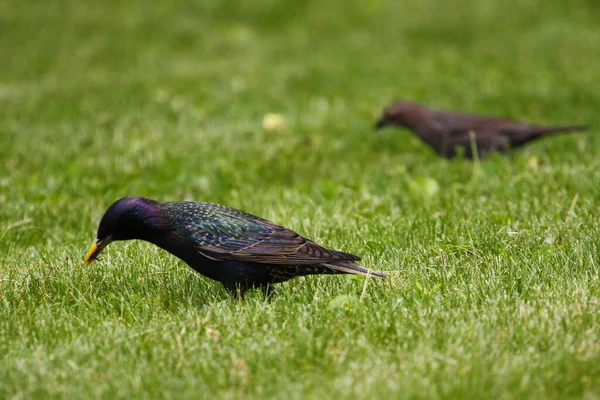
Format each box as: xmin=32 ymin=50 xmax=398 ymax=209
xmin=1 ymin=0 xmax=599 ymax=398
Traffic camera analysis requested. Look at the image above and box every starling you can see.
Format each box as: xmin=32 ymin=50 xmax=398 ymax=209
xmin=375 ymin=100 xmax=588 ymax=159
xmin=84 ymin=197 xmax=385 ymax=296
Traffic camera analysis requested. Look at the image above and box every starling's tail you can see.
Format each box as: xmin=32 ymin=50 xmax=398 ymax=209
xmin=325 ymin=261 xmax=386 ymax=278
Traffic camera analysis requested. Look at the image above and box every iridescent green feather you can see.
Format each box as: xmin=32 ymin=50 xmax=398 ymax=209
xmin=161 ymin=201 xmax=360 ymax=265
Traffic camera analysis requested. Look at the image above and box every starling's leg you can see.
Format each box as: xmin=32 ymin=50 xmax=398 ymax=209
xmin=221 ymin=282 xmax=246 ymax=298
xmin=259 ymin=283 xmax=276 ymax=299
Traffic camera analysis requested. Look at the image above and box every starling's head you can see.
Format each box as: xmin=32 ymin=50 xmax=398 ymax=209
xmin=375 ymin=100 xmax=421 ymax=129
xmin=84 ymin=197 xmax=170 ymax=264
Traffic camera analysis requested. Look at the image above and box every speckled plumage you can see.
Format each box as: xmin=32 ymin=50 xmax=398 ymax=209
xmin=85 ymin=197 xmax=385 ymax=296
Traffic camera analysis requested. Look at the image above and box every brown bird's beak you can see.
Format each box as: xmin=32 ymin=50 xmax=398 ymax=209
xmin=83 ymin=237 xmax=112 ymax=265
xmin=374 ymin=118 xmax=389 ymax=129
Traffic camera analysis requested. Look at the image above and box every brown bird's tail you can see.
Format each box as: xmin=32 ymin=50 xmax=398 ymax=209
xmin=325 ymin=261 xmax=386 ymax=278
xmin=513 ymin=124 xmax=589 ymax=147
xmin=532 ymin=124 xmax=589 ymax=136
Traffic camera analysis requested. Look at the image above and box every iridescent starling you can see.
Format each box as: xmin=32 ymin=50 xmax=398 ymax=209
xmin=84 ymin=197 xmax=385 ymax=295
xmin=375 ymin=100 xmax=588 ymax=159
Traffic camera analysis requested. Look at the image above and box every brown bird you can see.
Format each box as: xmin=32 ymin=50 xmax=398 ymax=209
xmin=375 ymin=100 xmax=588 ymax=159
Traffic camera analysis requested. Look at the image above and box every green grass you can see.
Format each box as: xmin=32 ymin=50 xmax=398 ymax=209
xmin=1 ymin=0 xmax=599 ymax=398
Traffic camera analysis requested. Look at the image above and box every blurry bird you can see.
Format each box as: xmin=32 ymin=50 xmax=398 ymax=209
xmin=84 ymin=197 xmax=385 ymax=296
xmin=375 ymin=100 xmax=588 ymax=159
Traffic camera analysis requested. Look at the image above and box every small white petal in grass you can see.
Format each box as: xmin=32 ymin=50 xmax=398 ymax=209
xmin=408 ymin=176 xmax=439 ymax=198
xmin=527 ymin=156 xmax=539 ymax=172
xmin=230 ymin=358 xmax=249 ymax=385
xmin=153 ymin=89 xmax=170 ymax=103
xmin=205 ymin=327 xmax=220 ymax=340
xmin=507 ymin=231 xmax=520 ymax=236
xmin=95 ymin=111 xmax=112 ymax=124
xmin=230 ymin=76 xmax=246 ymax=92
xmin=170 ymin=97 xmax=185 ymax=111
xmin=577 ymin=138 xmax=586 ymax=152
xmin=328 ymin=294 xmax=359 ymax=310
xmin=544 ymin=237 xmax=554 ymax=244
xmin=262 ymin=113 xmax=287 ymax=132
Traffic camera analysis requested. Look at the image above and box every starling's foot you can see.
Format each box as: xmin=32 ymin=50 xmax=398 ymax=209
xmin=221 ymin=282 xmax=247 ymax=298
xmin=221 ymin=282 xmax=276 ymax=299
xmin=258 ymin=284 xmax=276 ymax=299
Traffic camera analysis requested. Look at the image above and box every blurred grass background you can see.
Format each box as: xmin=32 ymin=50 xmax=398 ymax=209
xmin=1 ymin=0 xmax=599 ymax=398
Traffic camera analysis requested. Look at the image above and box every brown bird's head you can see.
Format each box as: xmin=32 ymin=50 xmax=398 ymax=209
xmin=375 ymin=100 xmax=423 ymax=129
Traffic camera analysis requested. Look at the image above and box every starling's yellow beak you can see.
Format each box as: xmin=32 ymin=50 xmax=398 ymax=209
xmin=84 ymin=237 xmax=111 ymax=265
xmin=84 ymin=243 xmax=98 ymax=264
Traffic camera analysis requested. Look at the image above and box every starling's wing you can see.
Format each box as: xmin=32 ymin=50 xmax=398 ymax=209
xmin=180 ymin=205 xmax=360 ymax=265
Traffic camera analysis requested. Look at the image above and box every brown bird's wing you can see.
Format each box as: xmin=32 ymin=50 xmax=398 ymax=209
xmin=427 ymin=110 xmax=587 ymax=157
xmin=429 ymin=111 xmax=528 ymax=156
xmin=180 ymin=209 xmax=360 ymax=265
xmin=432 ymin=110 xmax=525 ymax=137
